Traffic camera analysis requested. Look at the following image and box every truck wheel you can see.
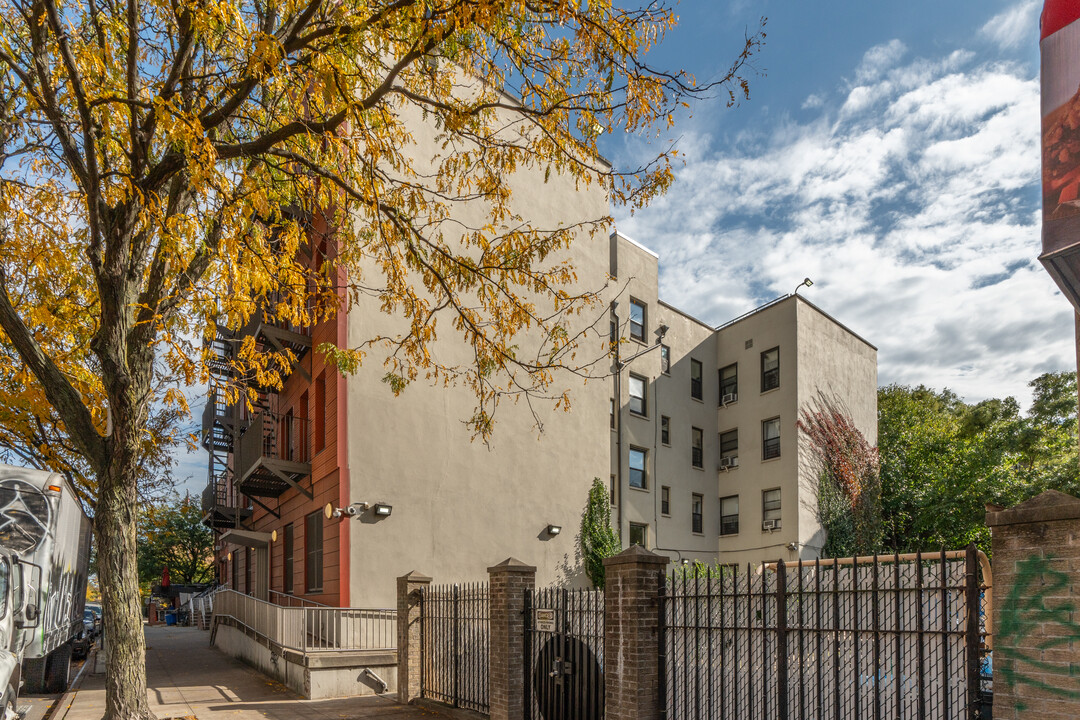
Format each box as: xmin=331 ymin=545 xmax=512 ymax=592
xmin=43 ymin=643 xmax=72 ymax=694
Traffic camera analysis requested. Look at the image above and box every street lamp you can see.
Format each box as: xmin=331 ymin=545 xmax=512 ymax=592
xmin=794 ymin=278 xmax=813 ymax=294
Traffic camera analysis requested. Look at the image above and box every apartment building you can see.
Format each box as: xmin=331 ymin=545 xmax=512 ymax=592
xmin=607 ymin=231 xmax=878 ymax=568
xmin=202 ymin=218 xmax=877 ymax=608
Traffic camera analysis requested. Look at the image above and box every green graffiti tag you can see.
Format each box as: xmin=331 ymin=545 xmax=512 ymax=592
xmin=998 ymin=554 xmax=1080 ymax=710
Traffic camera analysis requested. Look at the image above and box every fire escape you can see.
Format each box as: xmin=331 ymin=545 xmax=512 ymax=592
xmin=201 ymin=288 xmax=315 ymax=533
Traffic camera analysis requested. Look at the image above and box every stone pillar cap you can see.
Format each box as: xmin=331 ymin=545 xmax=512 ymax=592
xmin=488 ymin=557 xmax=537 ymax=574
xmin=603 ymin=545 xmax=669 ymax=568
xmin=986 ymin=490 xmax=1080 ymax=527
xmin=398 ymin=570 xmax=433 ymax=583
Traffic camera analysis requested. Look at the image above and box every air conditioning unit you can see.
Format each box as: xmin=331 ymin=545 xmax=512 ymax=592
xmin=719 ymin=456 xmax=739 ymax=470
xmin=762 ymin=520 xmax=777 ymax=531
xmin=721 ymin=393 xmax=738 ymax=406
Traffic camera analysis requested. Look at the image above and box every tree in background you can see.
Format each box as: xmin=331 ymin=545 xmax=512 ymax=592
xmin=798 ymin=400 xmax=881 ymax=557
xmin=877 ymin=372 xmax=1079 ymax=555
xmin=0 ymin=0 xmax=765 ymax=716
xmin=580 ymin=477 xmax=620 ymax=589
xmin=137 ymin=495 xmax=215 ymax=593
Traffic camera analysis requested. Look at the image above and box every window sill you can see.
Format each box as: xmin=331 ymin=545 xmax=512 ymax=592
xmin=629 ymin=485 xmax=650 ymax=493
xmin=760 ymin=387 xmax=781 ymax=396
xmin=692 ymin=532 xmax=705 ymax=537
xmin=629 ymin=336 xmax=648 ymax=347
xmin=661 ymin=512 xmax=671 ymax=518
xmin=629 ymin=411 xmax=649 ymax=420
xmin=691 ymin=396 xmax=704 ymax=404
xmin=719 ymin=400 xmax=738 ymax=408
xmin=720 ymin=533 xmax=739 ymax=539
xmin=761 ymin=456 xmax=782 ymax=464
xmin=661 ymin=442 xmax=671 ymax=447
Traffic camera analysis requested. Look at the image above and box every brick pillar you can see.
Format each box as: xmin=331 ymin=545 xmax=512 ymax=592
xmin=396 ymin=570 xmax=431 ymax=704
xmin=603 ymin=545 xmax=668 ymax=720
xmin=488 ymin=557 xmax=536 ymax=720
xmin=987 ymin=490 xmax=1080 ymax=718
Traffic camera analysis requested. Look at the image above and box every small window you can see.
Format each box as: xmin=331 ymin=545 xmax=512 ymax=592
xmin=763 ymin=489 xmax=782 ymax=524
xmin=690 ymin=359 xmax=703 ymax=400
xmin=692 ymin=494 xmax=703 ymax=534
xmin=661 ymin=416 xmax=670 ymax=445
xmin=610 ymin=474 xmax=617 ymax=505
xmin=283 ymin=523 xmax=294 ymax=594
xmin=761 ymin=347 xmax=780 ymax=392
xmin=720 ymin=495 xmax=739 ymax=536
xmin=660 ymin=344 xmax=670 ymax=374
xmin=630 ymin=299 xmax=646 ymax=342
xmin=629 ymin=447 xmax=648 ymax=489
xmin=720 ymin=429 xmax=739 ymax=462
xmin=763 ymin=418 xmax=781 ymax=460
xmin=610 ymin=320 xmax=617 ymax=344
xmin=629 ymin=522 xmax=648 ymax=547
xmin=629 ymin=373 xmax=647 ymax=416
xmin=661 ymin=486 xmax=671 ymax=515
xmin=306 ymin=510 xmax=324 ymax=593
xmin=692 ymin=427 xmax=704 ymax=468
xmin=314 ymin=371 xmax=326 ymax=453
xmin=245 ymin=547 xmax=252 ymax=594
xmin=610 ymin=398 xmax=616 ymax=429
xmin=720 ymin=363 xmax=738 ymax=403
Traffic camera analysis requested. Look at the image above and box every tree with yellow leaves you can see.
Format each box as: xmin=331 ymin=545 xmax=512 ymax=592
xmin=0 ymin=0 xmax=763 ymax=717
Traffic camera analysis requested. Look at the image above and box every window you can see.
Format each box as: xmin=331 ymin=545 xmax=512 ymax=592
xmin=761 ymin=347 xmax=780 ymax=392
xmin=610 ymin=475 xmax=617 ymax=505
xmin=721 ymin=496 xmax=739 ymax=536
xmin=629 ymin=373 xmax=647 ymax=416
xmin=245 ymin=547 xmax=252 ymax=595
xmin=690 ymin=359 xmax=703 ymax=400
xmin=692 ymin=427 xmax=704 ymax=468
xmin=305 ymin=511 xmax=324 ymax=593
xmin=629 ymin=522 xmax=648 ymax=547
xmin=692 ymin=494 xmax=703 ymax=534
xmin=315 ymin=372 xmax=326 ymax=453
xmin=763 ymin=489 xmax=782 ymax=526
xmin=660 ymin=344 xmax=670 ymax=374
xmin=231 ymin=551 xmax=238 ymax=589
xmin=720 ymin=429 xmax=739 ymax=462
xmin=763 ymin=418 xmax=781 ymax=460
xmin=283 ymin=523 xmax=294 ymax=594
xmin=629 ymin=447 xmax=648 ymax=489
xmin=610 ymin=398 xmax=616 ymax=429
xmin=630 ymin=299 xmax=646 ymax=342
xmin=610 ymin=320 xmax=617 ymax=345
xmin=661 ymin=416 xmax=670 ymax=445
xmin=719 ymin=363 xmax=738 ymax=403
xmin=661 ymin=486 xmax=670 ymax=515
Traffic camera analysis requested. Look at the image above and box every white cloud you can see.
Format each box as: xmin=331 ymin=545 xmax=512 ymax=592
xmin=614 ymin=44 xmax=1070 ymax=409
xmin=802 ymin=94 xmax=824 ymax=110
xmin=980 ymin=0 xmax=1040 ymax=50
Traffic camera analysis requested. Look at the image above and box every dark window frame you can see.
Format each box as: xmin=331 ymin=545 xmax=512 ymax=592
xmin=628 ymin=373 xmax=648 ymax=417
xmin=692 ymin=493 xmax=703 ymax=534
xmin=660 ymin=344 xmax=670 ymax=374
xmin=720 ymin=429 xmax=739 ymax=461
xmin=690 ymin=358 xmax=703 ymax=400
xmin=283 ymin=523 xmax=294 ymax=594
xmin=629 ymin=522 xmax=648 ymax=547
xmin=629 ymin=446 xmax=648 ymax=489
xmin=720 ymin=363 xmax=738 ymax=402
xmin=305 ymin=511 xmax=324 ymax=593
xmin=661 ymin=415 xmax=670 ymax=445
xmin=720 ymin=495 xmax=739 ymax=536
xmin=763 ymin=417 xmax=781 ymax=460
xmin=629 ymin=299 xmax=647 ymax=343
xmin=314 ymin=372 xmax=326 ymax=453
xmin=763 ymin=488 xmax=782 ymax=524
xmin=661 ymin=486 xmax=670 ymax=516
xmin=761 ymin=347 xmax=780 ymax=392
xmin=692 ymin=426 xmax=704 ymax=468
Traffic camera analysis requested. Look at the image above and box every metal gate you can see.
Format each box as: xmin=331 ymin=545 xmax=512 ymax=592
xmin=661 ymin=546 xmax=992 ymax=720
xmin=524 ymin=587 xmax=605 ymax=720
xmin=419 ymin=582 xmax=490 ymax=713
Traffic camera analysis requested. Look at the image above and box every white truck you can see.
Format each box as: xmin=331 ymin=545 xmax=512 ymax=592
xmin=0 ymin=466 xmax=93 ymax=714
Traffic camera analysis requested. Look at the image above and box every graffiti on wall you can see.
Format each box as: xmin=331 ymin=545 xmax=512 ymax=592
xmin=998 ymin=553 xmax=1080 ymax=710
xmin=0 ymin=479 xmax=50 ymax=553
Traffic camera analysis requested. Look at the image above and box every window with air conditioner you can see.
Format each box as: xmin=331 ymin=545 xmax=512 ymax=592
xmin=762 ymin=418 xmax=781 ymax=460
xmin=761 ymin=347 xmax=780 ymax=392
xmin=720 ymin=363 xmax=738 ymax=404
xmin=763 ymin=488 xmax=781 ymax=530
xmin=720 ymin=429 xmax=738 ymax=468
xmin=720 ymin=495 xmax=739 ymax=536
xmin=630 ymin=299 xmax=647 ymax=342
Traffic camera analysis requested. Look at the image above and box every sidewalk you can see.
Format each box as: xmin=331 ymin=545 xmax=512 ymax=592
xmin=55 ymin=625 xmax=447 ymax=720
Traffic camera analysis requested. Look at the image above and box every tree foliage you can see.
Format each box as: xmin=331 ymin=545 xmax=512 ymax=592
xmin=878 ymin=373 xmax=1080 ymax=555
xmin=137 ymin=494 xmax=215 ymax=592
xmin=798 ymin=399 xmax=881 ymax=557
xmin=0 ymin=0 xmax=765 ymax=715
xmin=580 ymin=477 xmax=619 ymax=589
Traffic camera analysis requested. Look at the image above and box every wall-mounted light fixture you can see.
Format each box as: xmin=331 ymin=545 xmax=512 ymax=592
xmin=546 ymin=524 xmax=561 ymax=536
xmin=271 ymin=529 xmax=277 ymax=542
xmin=787 ymin=541 xmax=799 ymax=552
xmin=373 ymin=503 xmax=393 ymax=517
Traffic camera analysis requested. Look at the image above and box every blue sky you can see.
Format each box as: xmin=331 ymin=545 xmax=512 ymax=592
xmin=606 ymin=0 xmax=1069 ymax=412
xmin=173 ymin=0 xmax=1066 ymax=488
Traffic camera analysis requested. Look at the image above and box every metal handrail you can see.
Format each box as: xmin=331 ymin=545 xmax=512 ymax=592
xmin=212 ymin=589 xmax=397 ymax=652
xmin=268 ymin=590 xmax=329 ymax=608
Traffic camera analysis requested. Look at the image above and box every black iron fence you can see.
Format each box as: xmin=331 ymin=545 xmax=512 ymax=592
xmin=524 ymin=587 xmax=605 ymax=720
xmin=662 ymin=547 xmax=991 ymax=720
xmin=419 ymin=583 xmax=490 ymax=713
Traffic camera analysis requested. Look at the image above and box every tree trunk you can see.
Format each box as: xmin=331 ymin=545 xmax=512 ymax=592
xmin=96 ymin=440 xmax=157 ymax=720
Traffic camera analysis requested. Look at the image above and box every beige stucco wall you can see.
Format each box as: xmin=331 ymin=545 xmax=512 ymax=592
xmin=344 ymin=99 xmax=613 ymax=607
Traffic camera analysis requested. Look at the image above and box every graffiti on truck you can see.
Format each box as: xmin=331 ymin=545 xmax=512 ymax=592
xmin=998 ymin=553 xmax=1080 ymax=710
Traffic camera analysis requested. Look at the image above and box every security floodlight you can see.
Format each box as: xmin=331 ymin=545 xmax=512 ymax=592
xmin=546 ymin=524 xmax=562 ymax=536
xmin=373 ymin=503 xmax=393 ymax=517
xmin=656 ymin=324 xmax=669 ymax=341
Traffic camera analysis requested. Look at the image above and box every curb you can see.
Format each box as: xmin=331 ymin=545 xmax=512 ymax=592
xmin=45 ymin=646 xmax=96 ymax=720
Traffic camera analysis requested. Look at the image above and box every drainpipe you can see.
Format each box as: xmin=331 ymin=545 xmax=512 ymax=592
xmin=612 ymin=304 xmax=623 ymax=542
